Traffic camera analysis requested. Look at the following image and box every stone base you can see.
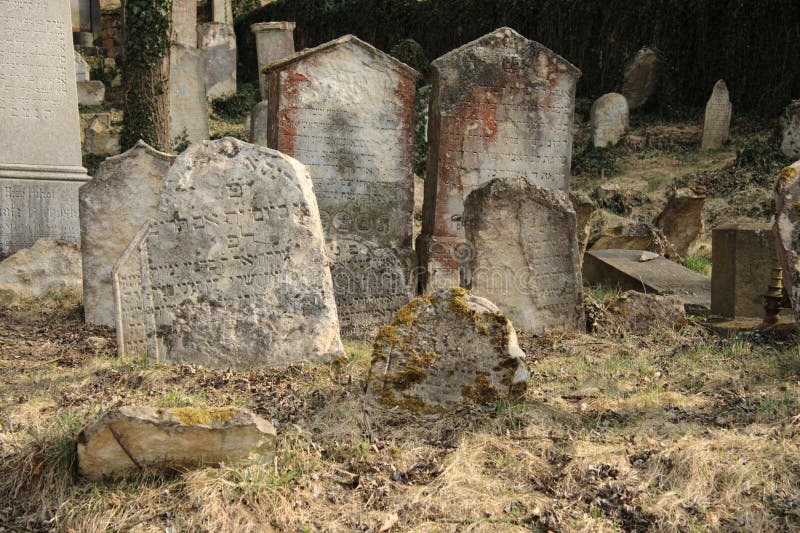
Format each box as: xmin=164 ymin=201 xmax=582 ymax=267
xmin=0 ymin=164 xmax=89 ymax=258
xmin=706 ymin=317 xmax=798 ymax=339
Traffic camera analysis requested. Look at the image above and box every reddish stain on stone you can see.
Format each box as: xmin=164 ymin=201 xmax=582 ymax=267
xmin=277 ymin=71 xmax=310 ymax=156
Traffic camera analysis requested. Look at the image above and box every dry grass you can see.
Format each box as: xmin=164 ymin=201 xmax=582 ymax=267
xmin=2 ymin=292 xmax=800 ymax=532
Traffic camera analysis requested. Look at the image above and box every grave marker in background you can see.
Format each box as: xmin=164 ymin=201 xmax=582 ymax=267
xmin=701 ymin=80 xmax=732 ymax=150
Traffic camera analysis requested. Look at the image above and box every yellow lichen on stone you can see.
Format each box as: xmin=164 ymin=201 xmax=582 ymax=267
xmin=393 ymin=299 xmax=423 ymax=327
xmin=372 ymin=325 xmax=400 ymax=361
xmin=166 ymin=407 xmax=238 ymax=425
xmin=792 ymin=200 xmax=800 ymax=214
xmin=447 ymin=286 xmax=472 ymax=318
xmin=776 ymin=166 xmax=798 ymax=191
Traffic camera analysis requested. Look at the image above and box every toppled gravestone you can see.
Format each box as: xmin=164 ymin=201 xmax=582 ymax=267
xmin=653 ymin=186 xmax=706 ymax=258
xmin=113 ymin=138 xmax=344 ymax=367
xmin=77 ymin=406 xmax=276 ymax=481
xmin=597 ymin=290 xmax=687 ymax=335
xmin=774 ymin=161 xmax=800 ymax=325
xmin=365 ymin=287 xmax=530 ymax=412
xmin=0 ymin=239 xmax=82 ymax=304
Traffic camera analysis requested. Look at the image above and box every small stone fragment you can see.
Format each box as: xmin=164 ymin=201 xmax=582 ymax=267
xmin=0 ymin=239 xmax=81 ymax=302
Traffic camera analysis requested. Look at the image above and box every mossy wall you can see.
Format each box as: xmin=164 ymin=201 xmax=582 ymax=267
xmin=236 ymin=0 xmax=800 ymax=116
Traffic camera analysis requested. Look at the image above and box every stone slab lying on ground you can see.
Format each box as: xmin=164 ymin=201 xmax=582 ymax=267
xmin=599 ymin=290 xmax=687 ymax=335
xmin=774 ymin=160 xmax=800 ymax=326
xmin=0 ymin=239 xmax=81 ymax=304
xmin=77 ymin=406 xmax=276 ymax=481
xmin=365 ymin=287 xmax=530 ymax=412
xmin=712 ymin=222 xmax=787 ymax=320
xmin=583 ymin=249 xmax=710 ymax=314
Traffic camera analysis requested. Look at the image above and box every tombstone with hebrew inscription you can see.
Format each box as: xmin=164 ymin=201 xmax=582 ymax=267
xmin=418 ymin=27 xmax=580 ymax=292
xmin=112 ymin=138 xmax=344 ymax=367
xmin=701 ymin=80 xmax=732 ymax=150
xmin=463 ymin=177 xmax=584 ymax=334
xmin=265 ymin=35 xmax=419 ymax=339
xmin=0 ymin=0 xmax=90 ymax=258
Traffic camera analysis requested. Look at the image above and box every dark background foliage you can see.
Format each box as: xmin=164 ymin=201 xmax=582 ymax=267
xmin=235 ymin=0 xmax=800 ymax=116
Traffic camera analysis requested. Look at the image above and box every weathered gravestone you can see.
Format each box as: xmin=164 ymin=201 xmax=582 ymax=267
xmin=80 ymin=141 xmax=175 ymax=327
xmin=774 ymin=161 xmax=800 ymax=325
xmin=251 ymin=21 xmax=295 ymax=99
xmin=74 ymin=51 xmax=90 ymax=82
xmin=171 ymin=0 xmax=197 ymax=47
xmin=265 ymin=35 xmax=419 ymax=339
xmin=590 ymin=93 xmax=629 ymax=148
xmin=250 ymin=100 xmax=270 ymax=145
xmin=198 ymin=22 xmax=237 ymax=100
xmin=0 ymin=0 xmax=90 ymax=258
xmin=780 ymin=101 xmax=800 ymax=159
xmin=419 ymin=27 xmax=580 ymax=292
xmin=212 ymin=0 xmax=233 ymax=24
xmin=583 ymin=249 xmax=710 ymax=314
xmin=365 ymin=287 xmax=530 ymax=412
xmin=712 ymin=222 xmax=784 ymax=319
xmin=701 ymin=80 xmax=732 ymax=150
xmin=113 ymin=138 xmax=344 ymax=366
xmin=462 ymin=177 xmax=583 ymax=334
xmin=622 ymin=48 xmax=659 ymax=110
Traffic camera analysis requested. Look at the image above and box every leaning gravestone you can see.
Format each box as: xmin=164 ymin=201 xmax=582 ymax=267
xmin=462 ymin=177 xmax=583 ymax=334
xmin=0 ymin=0 xmax=90 ymax=258
xmin=622 ymin=48 xmax=659 ymax=110
xmin=419 ymin=27 xmax=580 ymax=292
xmin=590 ymin=93 xmax=629 ymax=148
xmin=113 ymin=138 xmax=344 ymax=367
xmin=701 ymin=80 xmax=732 ymax=150
xmin=780 ymin=101 xmax=800 ymax=159
xmin=365 ymin=287 xmax=530 ymax=412
xmin=774 ymin=161 xmax=800 ymax=326
xmin=198 ymin=22 xmax=237 ymax=100
xmin=265 ymin=35 xmax=419 ymax=339
xmin=80 ymin=141 xmax=175 ymax=327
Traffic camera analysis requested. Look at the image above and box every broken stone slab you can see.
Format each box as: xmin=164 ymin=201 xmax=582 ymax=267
xmin=701 ymin=80 xmax=732 ymax=150
xmin=622 ymin=48 xmax=659 ymax=110
xmin=780 ymin=101 xmax=800 ymax=159
xmin=590 ymin=221 xmax=674 ymax=256
xmin=77 ymin=406 xmax=276 ymax=481
xmin=365 ymin=287 xmax=530 ymax=412
xmin=75 ymin=50 xmax=90 ymax=82
xmin=77 ymin=80 xmax=105 ymax=106
xmin=590 ymin=93 xmax=629 ymax=148
xmin=83 ymin=115 xmax=121 ymax=155
xmin=0 ymin=239 xmax=82 ymax=304
xmin=570 ymin=191 xmax=595 ymax=263
xmin=600 ymin=290 xmax=687 ymax=335
xmin=583 ymin=249 xmax=710 ymax=314
xmin=774 ymin=161 xmax=800 ymax=325
xmin=653 ymin=186 xmax=706 ymax=258
xmin=712 ymin=222 xmax=786 ymax=320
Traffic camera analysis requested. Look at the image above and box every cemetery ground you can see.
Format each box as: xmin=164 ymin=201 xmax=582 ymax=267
xmin=3 ymin=288 xmax=800 ymax=532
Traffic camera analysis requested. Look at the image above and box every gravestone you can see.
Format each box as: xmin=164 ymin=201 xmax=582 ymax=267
xmin=622 ymin=48 xmax=659 ymax=110
xmin=265 ymin=35 xmax=419 ymax=339
xmin=0 ymin=0 xmax=90 ymax=258
xmin=169 ymin=44 xmax=209 ymax=146
xmin=113 ymin=138 xmax=344 ymax=367
xmin=701 ymin=80 xmax=732 ymax=150
xmin=419 ymin=27 xmax=580 ymax=292
xmin=171 ymin=0 xmax=197 ymax=47
xmin=212 ymin=0 xmax=233 ymax=24
xmin=250 ymin=100 xmax=269 ymax=145
xmin=77 ymin=80 xmax=105 ymax=106
xmin=80 ymin=141 xmax=175 ymax=327
xmin=83 ymin=115 xmax=121 ymax=155
xmin=590 ymin=93 xmax=629 ymax=148
xmin=653 ymin=186 xmax=706 ymax=258
xmin=462 ymin=177 xmax=583 ymax=334
xmin=251 ymin=21 xmax=295 ymax=99
xmin=198 ymin=22 xmax=237 ymax=100
xmin=712 ymin=222 xmax=783 ymax=320
xmin=365 ymin=287 xmax=530 ymax=412
xmin=774 ymin=161 xmax=800 ymax=325
xmin=583 ymin=249 xmax=710 ymax=314
xmin=779 ymin=101 xmax=800 ymax=159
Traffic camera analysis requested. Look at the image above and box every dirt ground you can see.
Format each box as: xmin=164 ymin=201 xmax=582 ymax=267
xmin=2 ymin=289 xmax=800 ymax=532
